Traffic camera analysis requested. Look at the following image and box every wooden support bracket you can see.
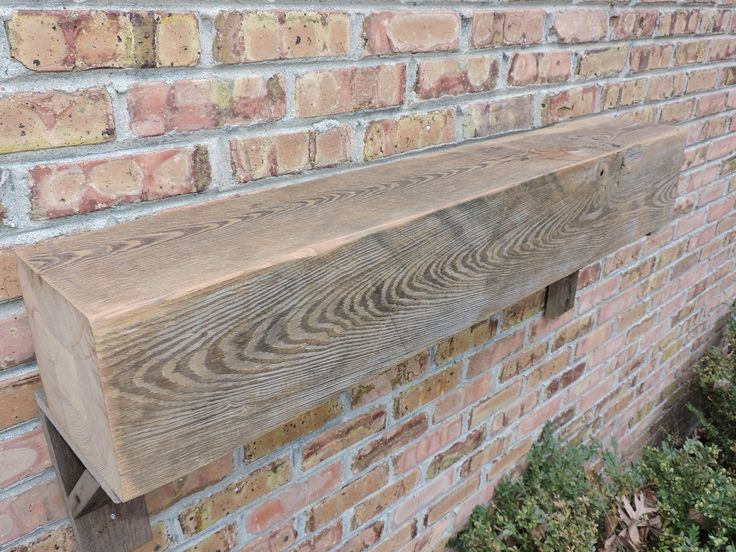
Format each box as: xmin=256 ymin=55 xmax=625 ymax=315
xmin=37 ymin=391 xmax=151 ymax=552
xmin=545 ymin=271 xmax=580 ymax=319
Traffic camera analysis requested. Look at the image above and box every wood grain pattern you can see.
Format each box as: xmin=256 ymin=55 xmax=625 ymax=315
xmin=545 ymin=271 xmax=580 ymax=319
xmin=17 ymin=116 xmax=686 ymax=501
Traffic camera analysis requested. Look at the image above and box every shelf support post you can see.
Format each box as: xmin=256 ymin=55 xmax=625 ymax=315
xmin=545 ymin=270 xmax=580 ymax=319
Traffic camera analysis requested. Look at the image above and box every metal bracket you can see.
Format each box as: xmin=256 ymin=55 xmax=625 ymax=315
xmin=37 ymin=391 xmax=151 ymax=552
xmin=544 ymin=270 xmax=580 ymax=319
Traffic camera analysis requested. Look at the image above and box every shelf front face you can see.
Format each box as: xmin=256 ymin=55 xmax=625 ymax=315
xmin=17 ymin=116 xmax=686 ymax=500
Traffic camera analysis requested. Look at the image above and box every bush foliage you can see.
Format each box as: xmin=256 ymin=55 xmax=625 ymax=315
xmin=451 ymin=306 xmax=736 ymax=552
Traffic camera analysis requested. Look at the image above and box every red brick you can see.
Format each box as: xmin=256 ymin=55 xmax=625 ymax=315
xmin=364 ymin=110 xmax=455 ymax=161
xmin=460 ymin=436 xmax=508 ymax=477
xmin=183 ymin=523 xmax=237 ymax=552
xmin=371 ymin=521 xmax=416 ymax=552
xmin=546 ymin=362 xmax=586 ymax=397
xmin=0 ymin=89 xmax=114 ymax=154
xmin=145 ymin=453 xmax=233 ymax=514
xmin=364 ymin=11 xmax=460 ymax=54
xmin=471 ymin=10 xmax=545 ymax=48
xmin=31 ymin=147 xmax=210 ymax=219
xmin=710 ymin=37 xmax=736 ymax=61
xmin=575 ymin=323 xmax=613 ymax=358
xmin=338 ymin=521 xmax=383 ymax=552
xmin=128 ymin=76 xmax=286 ymax=137
xmin=542 ymin=86 xmax=598 ymax=124
xmin=647 ymin=73 xmax=687 ymax=101
xmin=244 ymin=399 xmax=341 ymax=462
xmin=0 ymin=372 xmax=41 ymax=431
xmin=630 ymin=44 xmax=673 ymax=73
xmin=393 ymin=469 xmax=454 ymax=526
xmin=416 ymin=55 xmax=498 ymax=100
xmin=462 ymin=95 xmax=535 ymax=140
xmin=239 ymin=523 xmax=297 ymax=552
xmin=8 ymin=10 xmax=199 ymax=71
xmin=351 ymin=470 xmax=419 ymax=529
xmin=551 ymin=10 xmax=608 ymax=43
xmin=179 ymin=457 xmax=291 ymax=536
xmin=470 ymin=380 xmax=522 ymax=426
xmin=393 ymin=417 xmax=462 ymax=474
xmin=308 ymin=465 xmax=387 ymax=530
xmin=602 ymin=79 xmax=647 ymax=110
xmin=0 ymin=251 xmax=21 ymax=303
xmin=246 ymin=462 xmax=343 ymax=533
xmin=353 ymin=414 xmax=428 ymax=472
xmin=610 ymin=10 xmax=658 ymax=39
xmin=231 ymin=126 xmax=352 ymax=183
xmin=294 ymin=522 xmax=342 ymax=552
xmin=435 ymin=318 xmax=498 ymax=365
xmin=503 ymin=290 xmax=546 ymax=329
xmin=687 ymin=69 xmax=720 ymax=94
xmin=674 ymin=40 xmax=708 ymax=66
xmin=296 ymin=65 xmax=405 ymax=118
xmin=393 ymin=363 xmax=461 ymax=418
xmin=660 ymin=99 xmax=696 ymax=124
xmin=0 ymin=480 xmax=66 ymax=546
xmin=433 ymin=374 xmax=492 ymax=423
xmin=0 ymin=427 xmax=51 ymax=489
xmin=215 ymin=11 xmax=350 ymax=64
xmin=0 ymin=311 xmax=34 ymax=371
xmin=427 ymin=427 xmax=485 ymax=479
xmin=656 ymin=9 xmax=699 ymax=36
xmin=425 ymin=474 xmax=480 ymax=526
xmin=351 ymin=351 xmax=429 ymax=408
xmin=302 ymin=408 xmax=387 ymax=470
xmin=6 ymin=524 xmax=76 ymax=552
xmin=467 ymin=329 xmax=524 ymax=378
xmin=508 ymin=51 xmax=572 ymax=86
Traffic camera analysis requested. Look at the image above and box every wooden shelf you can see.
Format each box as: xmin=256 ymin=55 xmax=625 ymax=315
xmin=16 ymin=115 xmax=686 ymax=501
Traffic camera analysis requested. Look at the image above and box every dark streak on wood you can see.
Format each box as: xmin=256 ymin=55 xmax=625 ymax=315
xmin=545 ymin=271 xmax=580 ymax=319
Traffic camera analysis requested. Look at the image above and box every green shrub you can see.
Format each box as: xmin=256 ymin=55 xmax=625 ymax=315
xmin=451 ymin=432 xmax=736 ymax=551
xmin=689 ymin=305 xmax=736 ymax=472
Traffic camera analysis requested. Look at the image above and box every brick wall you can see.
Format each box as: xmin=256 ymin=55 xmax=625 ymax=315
xmin=0 ymin=2 xmax=735 ymax=551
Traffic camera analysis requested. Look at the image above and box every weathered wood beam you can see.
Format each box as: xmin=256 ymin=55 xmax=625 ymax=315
xmin=17 ymin=116 xmax=686 ymax=501
xmin=545 ymin=271 xmax=580 ymax=319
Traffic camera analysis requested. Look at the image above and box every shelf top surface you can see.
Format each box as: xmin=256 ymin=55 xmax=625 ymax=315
xmin=16 ymin=116 xmax=680 ymax=321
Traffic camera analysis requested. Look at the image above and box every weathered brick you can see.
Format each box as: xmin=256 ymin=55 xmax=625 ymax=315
xmin=425 ymin=474 xmax=480 ymax=526
xmin=340 ymin=521 xmax=383 ymax=551
xmin=553 ymin=313 xmax=595 ymax=350
xmin=351 ymin=351 xmax=429 ymax=408
xmin=353 ymin=414 xmax=428 ymax=472
xmin=296 ymin=65 xmax=405 ymax=118
xmin=239 ymin=523 xmax=296 ymax=552
xmin=128 ymin=76 xmax=286 ymax=137
xmin=0 ymin=480 xmax=66 ymax=546
xmin=179 ymin=457 xmax=291 ymax=536
xmin=500 ymin=341 xmax=548 ymax=382
xmin=364 ymin=11 xmax=460 ymax=54
xmin=246 ymin=462 xmax=343 ymax=533
xmin=0 ymin=311 xmax=34 ymax=371
xmin=231 ymin=125 xmax=351 ymax=183
xmin=710 ymin=38 xmax=736 ymax=61
xmin=244 ymin=399 xmax=341 ymax=462
xmin=393 ymin=364 xmax=461 ymax=418
xmin=0 ymin=251 xmax=21 ymax=303
xmin=416 ymin=55 xmax=497 ymax=100
xmin=215 ymin=11 xmax=350 ymax=64
xmin=687 ymin=69 xmax=720 ymax=94
xmin=462 ymin=95 xmax=535 ymax=140
xmin=6 ymin=524 xmax=76 ymax=552
xmin=0 ymin=427 xmax=51 ymax=489
xmin=577 ymin=46 xmax=628 ymax=78
xmin=546 ymin=362 xmax=586 ymax=397
xmin=0 ymin=89 xmax=114 ymax=154
xmin=434 ymin=374 xmax=493 ymax=423
xmin=528 ymin=350 xmax=572 ymax=388
xmin=508 ymin=51 xmax=572 ymax=86
xmin=371 ymin=521 xmax=417 ymax=552
xmin=393 ymin=417 xmax=462 ymax=474
xmin=393 ymin=469 xmax=454 ymax=526
xmin=134 ymin=522 xmax=172 ymax=552
xmin=610 ymin=10 xmax=658 ymax=39
xmin=551 ymin=10 xmax=608 ymax=43
xmin=602 ymin=79 xmax=648 ymax=110
xmin=542 ymin=86 xmax=598 ymax=124
xmin=435 ymin=317 xmax=497 ymax=365
xmin=364 ymin=109 xmax=455 ymax=161
xmin=294 ymin=522 xmax=342 ymax=552
xmin=351 ymin=470 xmax=419 ymax=529
xmin=503 ymin=289 xmax=546 ymax=329
xmin=467 ymin=329 xmax=525 ymax=378
xmin=145 ymin=453 xmax=233 ymax=514
xmin=302 ymin=408 xmax=387 ymax=470
xmin=308 ymin=465 xmax=387 ymax=530
xmin=31 ymin=146 xmax=210 ymax=219
xmin=0 ymin=372 xmax=41 ymax=431
xmin=471 ymin=10 xmax=545 ymax=48
xmin=630 ymin=44 xmax=673 ymax=73
xmin=674 ymin=40 xmax=708 ymax=66
xmin=656 ymin=9 xmax=699 ymax=36
xmin=460 ymin=436 xmax=508 ymax=477
xmin=470 ymin=381 xmax=522 ymax=426
xmin=7 ymin=10 xmax=199 ymax=71
xmin=427 ymin=428 xmax=485 ymax=479
xmin=488 ymin=437 xmax=534 ymax=478
xmin=183 ymin=524 xmax=237 ymax=552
